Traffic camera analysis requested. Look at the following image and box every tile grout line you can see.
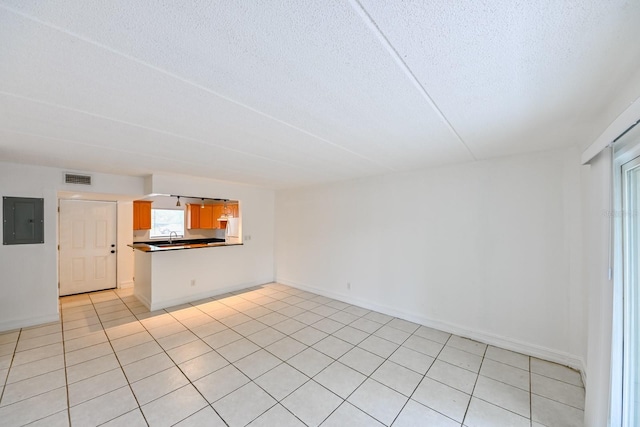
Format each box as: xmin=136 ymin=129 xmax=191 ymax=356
xmin=320 ymin=319 xmax=420 ymax=426
xmin=110 ymin=289 xmax=185 ymax=427
xmin=174 ymin=287 xmax=367 ymax=425
xmin=529 ymin=369 xmax=586 ymax=388
xmin=87 ymin=292 xmax=152 ymax=427
xmin=530 ymin=355 xmax=533 ymax=427
xmin=1 ymin=326 xmax=71 ymax=425
xmin=59 ymin=299 xmax=73 ymax=427
xmin=175 ymin=288 xmax=335 ymax=426
xmin=248 ymin=301 xmax=446 ymax=426
xmin=460 ymin=343 xmax=488 ymax=426
xmin=54 ymin=284 xmax=583 ymax=426
xmin=1 ymin=285 xmax=583 ymax=426
xmin=255 ymin=286 xmax=564 ymax=422
xmin=0 ymin=328 xmax=21 ymax=409
xmin=110 ymin=287 xmax=402 ymax=426
xmin=235 ymin=288 xmax=367 ymax=426
xmin=110 ymin=289 xmax=231 ymax=426
xmin=250 ymin=289 xmax=459 ymax=426
xmin=131 ymin=295 xmax=232 ymax=426
xmin=391 ymin=332 xmax=459 ymax=426
xmin=173 ymin=286 xmax=340 ymax=425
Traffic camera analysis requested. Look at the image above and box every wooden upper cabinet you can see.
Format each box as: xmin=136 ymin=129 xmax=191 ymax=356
xmin=212 ymin=205 xmax=224 ymax=226
xmin=133 ymin=201 xmax=152 ymax=230
xmin=187 ymin=201 xmax=239 ymax=230
xmin=187 ymin=204 xmax=201 ymax=229
xmin=217 ymin=203 xmax=239 ymax=228
xmin=219 ymin=203 xmax=239 ymax=218
xmin=200 ymin=205 xmax=215 ymax=229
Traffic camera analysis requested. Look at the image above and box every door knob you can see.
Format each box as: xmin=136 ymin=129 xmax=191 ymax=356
xmin=110 ymin=250 xmax=116 ymax=254
xmin=111 ymin=244 xmax=115 ymax=247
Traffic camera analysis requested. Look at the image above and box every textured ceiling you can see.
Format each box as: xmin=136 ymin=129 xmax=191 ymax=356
xmin=1 ymin=1 xmax=639 ymax=189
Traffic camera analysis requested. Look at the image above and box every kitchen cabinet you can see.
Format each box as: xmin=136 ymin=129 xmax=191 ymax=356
xmin=225 ymin=203 xmax=239 ymax=218
xmin=187 ymin=204 xmax=201 ymax=229
xmin=188 ymin=202 xmax=239 ymax=229
xmin=200 ymin=205 xmax=215 ymax=229
xmin=212 ymin=205 xmax=224 ymax=225
xmin=218 ymin=203 xmax=238 ymax=219
xmin=217 ymin=203 xmax=239 ymax=228
xmin=133 ymin=201 xmax=152 ymax=230
xmin=188 ymin=204 xmax=218 ymax=229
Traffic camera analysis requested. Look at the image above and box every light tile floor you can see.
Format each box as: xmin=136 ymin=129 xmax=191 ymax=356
xmin=0 ymin=283 xmax=585 ymax=426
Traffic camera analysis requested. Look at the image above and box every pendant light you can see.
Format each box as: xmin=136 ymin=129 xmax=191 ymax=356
xmin=175 ymin=196 xmax=181 ymax=207
xmin=201 ymin=198 xmax=205 ymax=208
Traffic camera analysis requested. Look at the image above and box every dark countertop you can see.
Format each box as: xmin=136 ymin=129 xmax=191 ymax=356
xmin=128 ymin=238 xmax=242 ymax=252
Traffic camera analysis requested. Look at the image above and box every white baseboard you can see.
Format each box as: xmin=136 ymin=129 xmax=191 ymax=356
xmin=0 ymin=312 xmax=60 ymax=333
xmin=134 ymin=289 xmax=152 ymax=310
xmin=278 ymin=278 xmax=587 ymax=376
xmin=580 ymin=363 xmax=587 ymax=390
xmin=147 ymin=280 xmax=272 ymax=311
xmin=119 ymin=280 xmax=134 ymax=289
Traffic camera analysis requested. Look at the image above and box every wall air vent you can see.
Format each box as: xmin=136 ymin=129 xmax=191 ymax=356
xmin=64 ymin=173 xmax=92 ymax=185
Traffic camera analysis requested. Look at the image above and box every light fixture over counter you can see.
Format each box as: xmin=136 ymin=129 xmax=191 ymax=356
xmin=169 ymin=195 xmax=229 ymax=205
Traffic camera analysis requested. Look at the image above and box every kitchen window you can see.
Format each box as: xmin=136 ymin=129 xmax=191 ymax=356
xmin=150 ymin=208 xmax=184 ymax=239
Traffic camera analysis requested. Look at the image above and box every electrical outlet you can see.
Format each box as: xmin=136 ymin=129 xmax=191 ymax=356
xmin=244 ymin=235 xmax=252 ymax=241
xmin=190 ymin=279 xmax=196 ymax=287
xmin=347 ymin=282 xmax=351 ymax=290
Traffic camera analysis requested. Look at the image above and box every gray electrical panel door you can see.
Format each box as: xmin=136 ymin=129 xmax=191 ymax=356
xmin=3 ymin=197 xmax=44 ymax=245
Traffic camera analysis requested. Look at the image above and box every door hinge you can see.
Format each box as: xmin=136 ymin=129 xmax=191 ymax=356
xmin=57 ymin=245 xmax=60 ymax=250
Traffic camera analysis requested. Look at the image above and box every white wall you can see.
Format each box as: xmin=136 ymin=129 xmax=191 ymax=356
xmin=581 ymin=149 xmax=614 ymax=427
xmin=0 ymin=161 xmax=144 ymax=331
xmin=148 ymin=174 xmax=275 ymax=289
xmin=134 ymin=245 xmax=269 ymax=311
xmin=117 ymin=200 xmax=135 ymax=288
xmin=131 ymin=195 xmax=227 ymax=243
xmin=275 ymin=147 xmax=586 ymax=368
xmin=0 ymin=167 xmax=274 ymax=332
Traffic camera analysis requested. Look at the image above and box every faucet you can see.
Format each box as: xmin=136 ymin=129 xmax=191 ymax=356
xmin=169 ymin=231 xmax=178 ymax=244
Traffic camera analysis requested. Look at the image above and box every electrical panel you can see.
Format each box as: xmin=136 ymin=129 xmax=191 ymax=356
xmin=3 ymin=197 xmax=44 ymax=245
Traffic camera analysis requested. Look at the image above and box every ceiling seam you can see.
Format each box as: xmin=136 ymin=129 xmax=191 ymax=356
xmin=0 ymin=95 xmax=359 ymax=186
xmin=0 ymin=127 xmax=270 ymax=177
xmin=347 ymin=0 xmax=478 ymax=161
xmin=0 ymin=90 xmax=331 ymax=177
xmin=0 ymin=127 xmax=314 ymax=185
xmin=0 ymin=4 xmax=395 ymax=172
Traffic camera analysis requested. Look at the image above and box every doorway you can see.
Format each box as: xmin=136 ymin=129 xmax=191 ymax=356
xmin=59 ymin=199 xmax=117 ymax=296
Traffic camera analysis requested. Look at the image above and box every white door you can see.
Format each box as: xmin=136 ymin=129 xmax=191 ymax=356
xmin=59 ymin=200 xmax=117 ymax=296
